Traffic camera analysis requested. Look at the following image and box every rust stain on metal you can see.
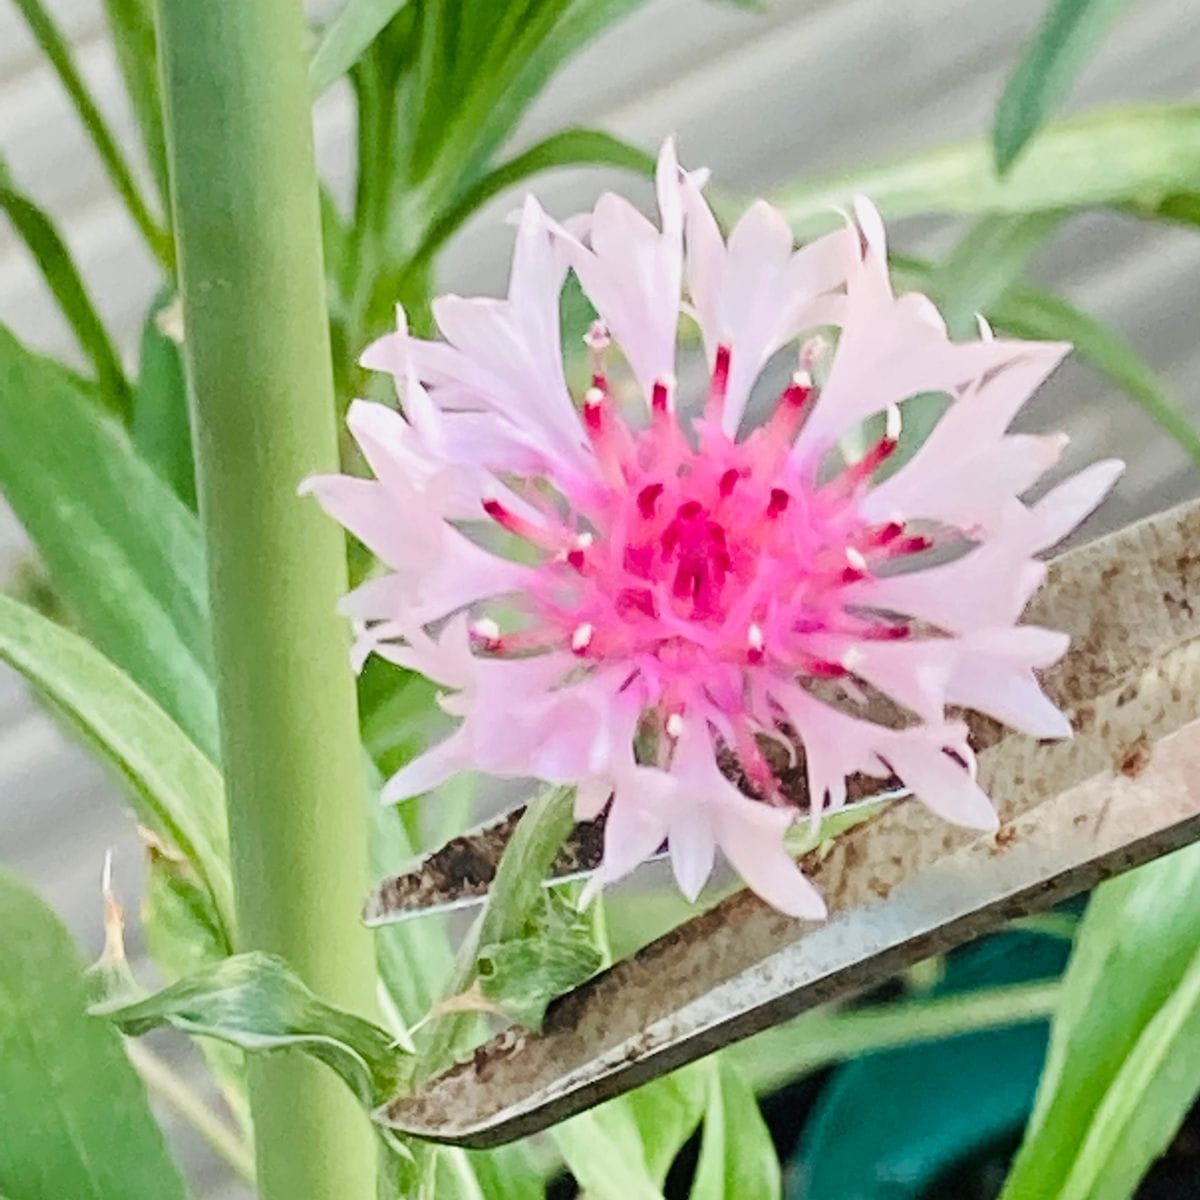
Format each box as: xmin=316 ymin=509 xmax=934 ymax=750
xmin=1118 ymin=732 xmax=1153 ymax=779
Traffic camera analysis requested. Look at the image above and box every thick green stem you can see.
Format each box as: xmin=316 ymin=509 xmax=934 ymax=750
xmin=153 ymin=3 xmax=378 ymax=1199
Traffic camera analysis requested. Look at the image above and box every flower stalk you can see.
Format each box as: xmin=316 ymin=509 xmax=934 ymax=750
xmin=153 ymin=2 xmax=377 ymax=1197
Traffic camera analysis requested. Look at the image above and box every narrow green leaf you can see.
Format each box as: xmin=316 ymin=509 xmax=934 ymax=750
xmin=691 ymin=1058 xmax=781 ymax=1200
xmin=555 ymin=1065 xmax=708 ymax=1199
xmin=1001 ymin=845 xmax=1200 ymax=1199
xmin=99 ymin=0 xmax=170 ymax=206
xmin=994 ymin=0 xmax=1134 ymax=175
xmin=95 ymin=951 xmax=405 ymax=1108
xmin=11 ymin=0 xmax=170 ymax=266
xmin=772 ymin=104 xmax=1200 ymax=238
xmin=733 ymin=981 xmax=1061 ymax=1099
xmin=440 ymin=1 xmax=646 ymax=187
xmin=132 ymin=292 xmax=196 ymax=506
xmin=932 ymin=212 xmax=1066 ymax=336
xmin=0 ymin=325 xmax=219 ymax=759
xmin=0 ymin=593 xmax=233 ymax=936
xmin=404 ymin=789 xmax=584 ymax=1197
xmin=0 ymin=160 xmax=131 ymax=416
xmin=413 ymin=787 xmax=575 ymax=1080
xmin=310 ymin=0 xmax=410 ymax=97
xmin=364 ymin=756 xmax=458 ymax=1029
xmin=142 ymin=841 xmax=229 ymax=978
xmin=465 ymin=1146 xmax=549 ymax=1200
xmin=0 ymin=869 xmax=189 ymax=1200
xmin=1057 ymin=945 xmax=1200 ymax=1200
xmin=477 ymin=787 xmax=578 ymax=948
xmin=623 ymin=1064 xmax=710 ymax=1185
xmin=411 ymin=128 xmax=656 ymax=272
xmin=555 ymin=1112 xmax=666 ymax=1200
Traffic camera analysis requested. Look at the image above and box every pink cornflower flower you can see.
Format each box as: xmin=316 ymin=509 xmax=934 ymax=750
xmin=304 ymin=141 xmax=1122 ymax=919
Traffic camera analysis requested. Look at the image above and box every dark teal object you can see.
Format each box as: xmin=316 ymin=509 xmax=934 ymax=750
xmin=787 ymin=931 xmax=1071 ymax=1200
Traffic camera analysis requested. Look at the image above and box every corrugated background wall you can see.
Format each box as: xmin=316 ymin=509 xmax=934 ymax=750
xmin=1 ymin=1 xmax=1197 ymax=1195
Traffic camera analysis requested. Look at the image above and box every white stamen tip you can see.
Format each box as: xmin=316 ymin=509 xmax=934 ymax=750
xmin=747 ymin=623 xmax=765 ymax=651
xmin=101 ymin=848 xmax=114 ymax=894
xmin=845 ymin=547 xmax=868 ymax=572
xmin=471 ymin=617 xmax=500 ymax=643
xmin=584 ymin=320 xmax=611 ymax=351
xmin=841 ymin=647 xmax=865 ymax=671
xmin=665 ymin=713 xmax=685 ymax=738
xmin=575 ymin=531 xmax=594 ymax=550
xmin=571 ymin=623 xmax=594 ymax=653
xmin=885 ymin=404 xmax=902 ymax=441
xmin=791 ymin=369 xmax=813 ymax=390
xmin=584 ymin=387 xmax=605 ymax=407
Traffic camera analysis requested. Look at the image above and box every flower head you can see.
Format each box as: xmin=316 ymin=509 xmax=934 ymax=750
xmin=305 ymin=141 xmax=1122 ymax=919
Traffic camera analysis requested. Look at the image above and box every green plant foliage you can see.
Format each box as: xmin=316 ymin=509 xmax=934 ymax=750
xmin=733 ymin=980 xmax=1062 ymax=1099
xmin=465 ymin=1146 xmax=550 ymax=1200
xmin=141 ymin=843 xmax=250 ymax=1131
xmin=310 ymin=0 xmax=412 ymax=97
xmin=99 ymin=0 xmax=170 ymax=206
xmin=773 ymin=104 xmax=1200 ymax=238
xmin=410 ymin=128 xmax=656 ymax=270
xmin=0 ymin=161 xmax=132 ymax=414
xmin=413 ymin=787 xmax=576 ymax=1080
xmin=95 ymin=951 xmax=405 ymax=1108
xmin=1139 ymin=191 xmax=1200 ymax=225
xmin=0 ymin=593 xmax=234 ymax=936
xmin=132 ymin=292 xmax=196 ymax=508
xmin=363 ymin=756 xmax=459 ymax=1031
xmin=10 ymin=0 xmax=170 ymax=266
xmin=0 ymin=869 xmax=189 ymax=1200
xmin=692 ymin=1058 xmax=781 ymax=1200
xmin=555 ymin=1065 xmax=709 ymax=1199
xmin=1001 ymin=845 xmax=1200 ymax=1200
xmin=341 ymin=0 xmax=668 ymax=347
xmin=793 ymin=933 xmax=1071 ymax=1200
xmin=474 ymin=890 xmax=603 ymax=1030
xmin=0 ymin=325 xmax=218 ymax=759
xmin=994 ymin=0 xmax=1134 ymax=175
xmin=930 ymin=212 xmax=1066 ymax=337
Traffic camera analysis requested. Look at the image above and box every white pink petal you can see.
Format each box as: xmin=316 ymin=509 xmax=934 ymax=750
xmin=305 ymin=141 xmax=1120 ymax=920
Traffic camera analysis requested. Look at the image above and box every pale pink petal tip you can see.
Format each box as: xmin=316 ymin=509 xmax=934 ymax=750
xmin=311 ymin=138 xmax=1119 ymax=918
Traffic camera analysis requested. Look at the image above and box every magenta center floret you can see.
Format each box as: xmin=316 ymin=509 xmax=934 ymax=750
xmin=475 ymin=344 xmax=922 ymax=801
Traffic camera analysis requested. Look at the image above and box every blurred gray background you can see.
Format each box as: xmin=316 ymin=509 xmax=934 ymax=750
xmin=0 ymin=0 xmax=1197 ymax=1195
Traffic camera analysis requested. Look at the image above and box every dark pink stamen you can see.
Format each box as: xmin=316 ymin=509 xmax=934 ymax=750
xmin=806 ymin=658 xmax=848 ymax=678
xmin=637 ymin=482 xmax=664 ymax=518
xmin=651 ymin=379 xmax=672 ymax=415
xmin=706 ymin=343 xmax=732 ymax=419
